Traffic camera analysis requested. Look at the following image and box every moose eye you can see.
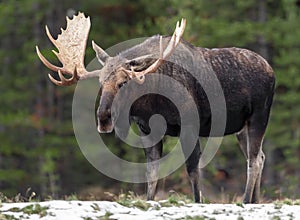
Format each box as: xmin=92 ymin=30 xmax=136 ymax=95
xmin=129 ymin=60 xmax=138 ymax=66
xmin=118 ymin=81 xmax=127 ymax=89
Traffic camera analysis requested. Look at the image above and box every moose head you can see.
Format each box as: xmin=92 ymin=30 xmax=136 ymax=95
xmin=36 ymin=12 xmax=186 ymax=134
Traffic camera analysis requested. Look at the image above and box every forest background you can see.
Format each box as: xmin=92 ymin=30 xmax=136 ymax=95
xmin=0 ymin=0 xmax=299 ymax=202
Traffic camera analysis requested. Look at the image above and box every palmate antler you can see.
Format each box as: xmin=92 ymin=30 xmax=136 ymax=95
xmin=37 ymin=12 xmax=186 ymax=85
xmin=122 ymin=18 xmax=186 ymax=84
xmin=36 ymin=12 xmax=101 ymax=86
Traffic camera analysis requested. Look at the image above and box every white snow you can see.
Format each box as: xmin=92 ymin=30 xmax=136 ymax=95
xmin=0 ymin=200 xmax=299 ymax=220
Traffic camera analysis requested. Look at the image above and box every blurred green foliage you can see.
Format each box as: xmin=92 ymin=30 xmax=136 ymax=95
xmin=0 ymin=0 xmax=299 ymax=201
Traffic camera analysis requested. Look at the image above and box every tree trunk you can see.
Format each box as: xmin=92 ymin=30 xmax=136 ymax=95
xmin=257 ymin=0 xmax=269 ymax=60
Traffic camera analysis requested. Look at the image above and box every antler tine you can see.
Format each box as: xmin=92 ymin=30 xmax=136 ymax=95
xmin=45 ymin=25 xmax=56 ymax=48
xmin=175 ymin=18 xmax=186 ymax=44
xmin=36 ymin=46 xmax=70 ymax=74
xmin=48 ymin=67 xmax=79 ymax=86
xmin=159 ymin=36 xmax=163 ymax=59
xmin=162 ymin=18 xmax=186 ymax=59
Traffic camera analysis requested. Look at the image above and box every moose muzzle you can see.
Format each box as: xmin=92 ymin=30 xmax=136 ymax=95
xmin=97 ymin=90 xmax=115 ymax=133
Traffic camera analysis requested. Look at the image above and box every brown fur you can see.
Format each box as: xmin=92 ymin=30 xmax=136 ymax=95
xmin=96 ymin=35 xmax=275 ymax=203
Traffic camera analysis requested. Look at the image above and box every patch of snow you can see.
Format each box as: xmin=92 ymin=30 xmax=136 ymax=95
xmin=0 ymin=200 xmax=299 ymax=220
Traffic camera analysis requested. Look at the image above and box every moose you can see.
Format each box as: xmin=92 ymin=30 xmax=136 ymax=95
xmin=36 ymin=12 xmax=275 ymax=203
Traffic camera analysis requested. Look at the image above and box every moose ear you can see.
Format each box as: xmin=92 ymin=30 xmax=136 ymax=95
xmin=92 ymin=40 xmax=110 ymax=66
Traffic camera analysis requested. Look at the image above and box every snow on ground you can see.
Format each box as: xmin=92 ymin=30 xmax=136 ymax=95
xmin=0 ymin=200 xmax=299 ymax=220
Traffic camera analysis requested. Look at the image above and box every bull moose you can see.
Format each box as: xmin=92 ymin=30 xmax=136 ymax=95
xmin=36 ymin=12 xmax=275 ymax=203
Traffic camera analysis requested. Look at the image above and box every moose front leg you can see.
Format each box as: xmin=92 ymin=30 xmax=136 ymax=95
xmin=184 ymin=140 xmax=201 ymax=203
xmin=180 ymin=126 xmax=201 ymax=203
xmin=142 ymin=137 xmax=163 ymax=200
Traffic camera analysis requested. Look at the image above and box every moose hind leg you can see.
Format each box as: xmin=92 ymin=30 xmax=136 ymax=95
xmin=184 ymin=140 xmax=201 ymax=203
xmin=236 ymin=126 xmax=248 ymax=159
xmin=237 ymin=126 xmax=265 ymax=203
xmin=251 ymin=150 xmax=265 ymax=203
xmin=143 ymin=141 xmax=162 ymax=200
xmin=243 ymin=112 xmax=267 ymax=204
